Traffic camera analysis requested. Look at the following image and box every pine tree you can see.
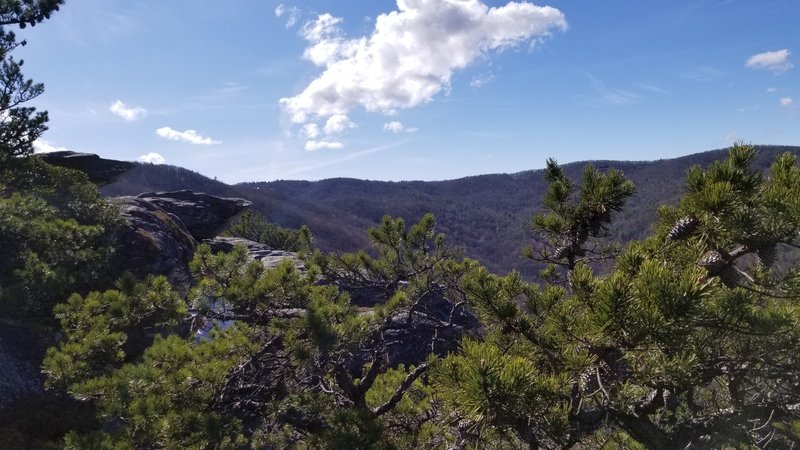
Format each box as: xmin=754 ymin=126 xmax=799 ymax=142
xmin=0 ymin=0 xmax=63 ymax=166
xmin=435 ymin=145 xmax=800 ymax=448
xmin=526 ymin=159 xmax=635 ymax=287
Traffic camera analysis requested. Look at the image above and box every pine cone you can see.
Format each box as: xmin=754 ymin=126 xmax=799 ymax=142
xmin=667 ymin=215 xmax=699 ymax=240
xmin=698 ymin=250 xmax=726 ymax=275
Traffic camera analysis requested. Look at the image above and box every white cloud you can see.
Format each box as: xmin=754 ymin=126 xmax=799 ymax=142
xmin=138 ymin=152 xmax=166 ymax=164
xmin=156 ymin=127 xmax=220 ymax=145
xmin=323 ymin=114 xmax=356 ymax=134
xmin=766 ymin=87 xmax=778 ymax=93
xmin=745 ymin=49 xmax=793 ymax=74
xmin=383 ymin=121 xmax=417 ymax=133
xmin=280 ymin=0 xmax=567 ymax=124
xmin=110 ymin=100 xmax=147 ymax=121
xmin=470 ymin=73 xmax=495 ymax=88
xmin=275 ymin=4 xmax=301 ymax=28
xmin=305 ymin=139 xmax=343 ymax=151
xmin=33 ymin=140 xmax=69 ymax=153
xmin=780 ymin=97 xmax=793 ymax=107
xmin=300 ymin=123 xmax=321 ymax=139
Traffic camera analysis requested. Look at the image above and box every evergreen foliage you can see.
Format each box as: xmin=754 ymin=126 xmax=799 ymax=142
xmin=46 ymin=214 xmax=474 ymax=448
xmin=527 ymin=158 xmax=635 ymax=285
xmin=223 ymin=209 xmax=312 ymax=252
xmin=37 ymin=145 xmax=800 ymax=448
xmin=0 ymin=0 xmax=118 ymax=317
xmin=443 ymin=144 xmax=800 ymax=448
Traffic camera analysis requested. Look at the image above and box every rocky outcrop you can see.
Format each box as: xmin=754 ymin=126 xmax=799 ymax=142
xmin=204 ymin=236 xmax=306 ymax=271
xmin=110 ymin=191 xmax=254 ymax=295
xmin=111 ymin=196 xmax=198 ymax=294
xmin=0 ymin=320 xmax=50 ymax=409
xmin=137 ymin=191 xmax=252 ymax=240
xmin=39 ymin=151 xmax=135 ymax=185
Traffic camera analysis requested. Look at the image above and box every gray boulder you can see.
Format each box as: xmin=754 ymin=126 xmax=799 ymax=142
xmin=136 ymin=191 xmax=252 ymax=240
xmin=111 ymin=196 xmax=198 ymax=294
xmin=39 ymin=151 xmax=135 ymax=185
xmin=110 ymin=191 xmax=254 ymax=295
xmin=204 ymin=236 xmax=306 ymax=271
xmin=0 ymin=321 xmax=51 ymax=409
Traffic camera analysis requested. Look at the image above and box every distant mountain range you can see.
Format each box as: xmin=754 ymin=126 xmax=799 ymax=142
xmin=102 ymin=145 xmax=800 ymax=279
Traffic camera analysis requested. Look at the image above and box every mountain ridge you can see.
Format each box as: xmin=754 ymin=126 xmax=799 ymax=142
xmin=102 ymin=145 xmax=800 ymax=278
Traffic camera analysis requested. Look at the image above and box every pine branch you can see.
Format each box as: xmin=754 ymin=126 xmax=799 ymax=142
xmin=372 ymin=363 xmax=428 ymax=416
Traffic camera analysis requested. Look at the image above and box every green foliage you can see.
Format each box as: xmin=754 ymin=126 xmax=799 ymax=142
xmin=42 ymin=275 xmax=187 ymax=390
xmin=0 ymin=1 xmax=62 ymax=165
xmin=528 ymin=158 xmax=635 ymax=284
xmin=224 ymin=209 xmax=312 ymax=252
xmin=451 ymin=145 xmax=800 ymax=448
xmin=37 ymin=144 xmax=800 ymax=449
xmin=43 ymin=273 xmax=253 ymax=448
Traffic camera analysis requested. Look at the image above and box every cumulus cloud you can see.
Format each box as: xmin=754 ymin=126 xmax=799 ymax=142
xmin=780 ymin=97 xmax=793 ymax=107
xmin=156 ymin=127 xmax=220 ymax=145
xmin=305 ymin=139 xmax=343 ymax=151
xmin=110 ymin=100 xmax=147 ymax=121
xmin=32 ymin=140 xmax=68 ymax=153
xmin=383 ymin=121 xmax=417 ymax=133
xmin=300 ymin=123 xmax=321 ymax=139
xmin=323 ymin=114 xmax=357 ymax=134
xmin=280 ymin=0 xmax=567 ymax=124
xmin=275 ymin=4 xmax=301 ymax=28
xmin=745 ymin=49 xmax=793 ymax=74
xmin=138 ymin=152 xmax=166 ymax=164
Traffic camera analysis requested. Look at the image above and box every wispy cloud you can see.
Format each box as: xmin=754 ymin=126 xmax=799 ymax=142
xmin=305 ymin=139 xmax=343 ymax=151
xmin=780 ymin=97 xmax=793 ymax=107
xmin=635 ymin=82 xmax=669 ymax=94
xmin=576 ymin=73 xmax=642 ymax=107
xmin=190 ymin=82 xmax=248 ymax=103
xmin=138 ymin=152 xmax=166 ymax=164
xmin=290 ymin=141 xmax=407 ymax=176
xmin=745 ymin=49 xmax=793 ymax=74
xmin=275 ymin=4 xmax=301 ymax=28
xmin=470 ymin=73 xmax=495 ymax=89
xmin=156 ymin=127 xmax=220 ymax=145
xmin=383 ymin=121 xmax=418 ymax=133
xmin=110 ymin=100 xmax=147 ymax=121
xmin=680 ymin=66 xmax=726 ymax=82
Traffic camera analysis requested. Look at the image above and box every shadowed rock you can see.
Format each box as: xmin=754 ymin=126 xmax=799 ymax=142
xmin=110 ymin=192 xmax=254 ymax=295
xmin=39 ymin=151 xmax=135 ymax=185
xmin=137 ymin=191 xmax=252 ymax=240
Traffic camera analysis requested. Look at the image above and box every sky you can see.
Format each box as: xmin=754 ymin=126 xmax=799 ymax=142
xmin=16 ymin=0 xmax=800 ymax=183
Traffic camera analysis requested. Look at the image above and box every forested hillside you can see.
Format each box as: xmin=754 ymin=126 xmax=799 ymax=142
xmin=104 ymin=145 xmax=800 ymax=277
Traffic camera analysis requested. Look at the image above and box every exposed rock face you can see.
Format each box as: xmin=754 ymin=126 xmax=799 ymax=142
xmin=137 ymin=191 xmax=252 ymax=240
xmin=0 ymin=321 xmax=50 ymax=409
xmin=204 ymin=236 xmax=305 ymax=271
xmin=110 ymin=192 xmax=254 ymax=295
xmin=111 ymin=196 xmax=198 ymax=295
xmin=39 ymin=151 xmax=135 ymax=185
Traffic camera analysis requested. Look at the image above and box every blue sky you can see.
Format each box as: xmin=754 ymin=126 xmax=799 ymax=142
xmin=17 ymin=0 xmax=800 ymax=182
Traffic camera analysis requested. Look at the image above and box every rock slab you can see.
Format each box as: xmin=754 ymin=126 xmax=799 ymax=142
xmin=39 ymin=151 xmax=135 ymax=185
